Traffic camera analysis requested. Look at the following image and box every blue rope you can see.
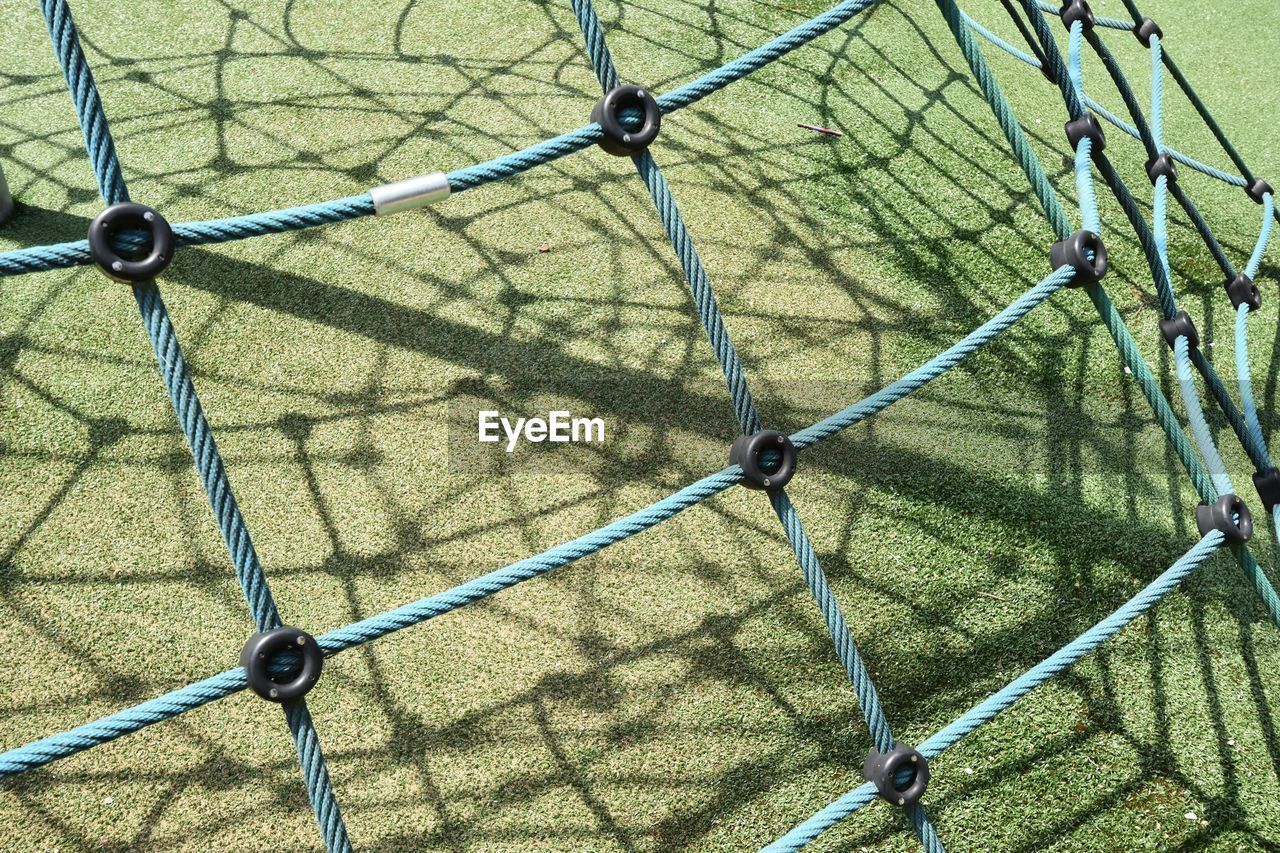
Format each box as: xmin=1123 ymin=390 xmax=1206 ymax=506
xmin=0 ymin=0 xmax=884 ymax=280
xmin=5 ymin=0 xmax=1279 ymax=850
xmin=765 ymin=531 xmax=1224 ymax=850
xmin=960 ymin=10 xmax=1242 ymax=185
xmin=0 ymin=258 xmax=1070 ymax=779
xmin=1174 ymin=335 xmax=1234 ymax=496
xmin=1245 ymin=192 xmax=1275 ymax=280
xmin=1235 ymin=307 xmax=1271 ymax=475
xmin=769 ymin=490 xmax=894 ymax=752
xmin=1067 ymin=22 xmax=1101 ymax=234
xmin=569 ymin=0 xmax=943 ymax=843
xmin=958 ymin=16 xmax=1247 ymax=189
xmin=35 ymin=2 xmax=351 ymax=848
xmin=0 ymin=466 xmax=740 ymax=777
xmin=794 ymin=266 xmax=1072 ymax=448
xmin=39 ymin=0 xmax=127 ymax=205
xmin=632 ymin=152 xmax=762 ymax=434
xmin=566 ymin=0 xmax=763 ymax=435
xmin=1034 ymin=0 xmax=1135 ymax=31
xmin=1233 ymin=193 xmax=1277 ymax=537
xmin=767 ymin=490 xmax=948 ymax=850
xmin=0 ymin=256 xmax=1071 ymax=781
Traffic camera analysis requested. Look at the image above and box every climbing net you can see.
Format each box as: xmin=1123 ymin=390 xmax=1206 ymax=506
xmin=1 ymin=0 xmax=1278 ymax=849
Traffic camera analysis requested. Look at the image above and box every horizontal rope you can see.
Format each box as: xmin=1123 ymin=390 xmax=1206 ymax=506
xmin=0 ymin=465 xmax=739 ymax=777
xmin=0 ymin=0 xmax=884 ymax=280
xmin=1034 ymin=0 xmax=1135 ymax=30
xmin=960 ymin=15 xmax=1247 ymax=187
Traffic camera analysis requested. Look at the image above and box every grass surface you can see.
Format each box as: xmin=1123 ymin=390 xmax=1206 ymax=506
xmin=2 ymin=0 xmax=1280 ymax=849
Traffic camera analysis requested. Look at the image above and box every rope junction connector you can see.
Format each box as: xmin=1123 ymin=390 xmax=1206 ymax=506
xmin=730 ymin=429 xmax=797 ymax=491
xmin=1135 ymin=17 xmax=1163 ymax=48
xmin=1058 ymin=0 xmax=1094 ymax=31
xmin=1246 ymin=178 xmax=1273 ymax=205
xmin=1145 ymin=152 xmax=1177 ymax=185
xmin=370 ymin=172 xmax=451 ymax=215
xmin=241 ymin=626 xmax=324 ymax=702
xmin=863 ymin=743 xmax=930 ymax=808
xmin=1051 ymin=230 xmax=1107 ymax=285
xmin=1065 ymin=113 xmax=1105 ymax=156
xmin=1225 ymin=273 xmax=1261 ymax=311
xmin=87 ymin=202 xmax=174 ymax=283
xmin=1195 ymin=494 xmax=1253 ymax=545
xmin=1159 ymin=310 xmax=1198 ymax=350
xmin=1253 ymin=469 xmax=1280 ymax=513
xmin=591 ymin=84 xmax=662 ymax=156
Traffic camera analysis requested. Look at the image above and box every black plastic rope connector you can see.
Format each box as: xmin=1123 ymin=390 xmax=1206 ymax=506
xmin=1064 ymin=113 xmax=1105 ymax=156
xmin=1059 ymin=0 xmax=1094 ymax=31
xmin=241 ymin=626 xmax=324 ymax=702
xmin=1135 ymin=17 xmax=1162 ymax=48
xmin=1225 ymin=273 xmax=1261 ymax=311
xmin=591 ymin=84 xmax=662 ymax=156
xmin=1246 ymin=177 xmax=1273 ymax=205
xmin=863 ymin=743 xmax=930 ymax=808
xmin=1252 ymin=469 xmax=1280 ymax=513
xmin=87 ymin=202 xmax=174 ymax=283
xmin=730 ymin=429 xmax=796 ymax=491
xmin=1051 ymin=230 xmax=1108 ymax=285
xmin=1195 ymin=494 xmax=1253 ymax=545
xmin=1145 ymin=152 xmax=1177 ymax=185
xmin=1159 ymin=310 xmax=1198 ymax=350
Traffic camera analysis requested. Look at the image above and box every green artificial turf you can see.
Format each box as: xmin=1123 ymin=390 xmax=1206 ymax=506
xmin=2 ymin=0 xmax=1280 ymax=849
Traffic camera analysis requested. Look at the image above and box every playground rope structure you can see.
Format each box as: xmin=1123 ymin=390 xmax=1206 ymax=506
xmin=0 ymin=0 xmax=1278 ymax=848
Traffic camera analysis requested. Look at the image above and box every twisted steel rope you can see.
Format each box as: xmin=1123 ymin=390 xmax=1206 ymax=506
xmin=3 ymin=1 xmax=1279 ymax=851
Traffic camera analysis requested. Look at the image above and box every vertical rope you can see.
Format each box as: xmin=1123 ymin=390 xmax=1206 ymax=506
xmin=935 ymin=0 xmax=1073 ymax=239
xmin=1016 ymin=0 xmax=1084 ymax=118
xmin=38 ymin=2 xmax=352 ymax=848
xmin=567 ymin=0 xmax=942 ymax=845
xmin=39 ymin=0 xmax=128 ymax=204
xmin=568 ymin=0 xmax=762 ymax=435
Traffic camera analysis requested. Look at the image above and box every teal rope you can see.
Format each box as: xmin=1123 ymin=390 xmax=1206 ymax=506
xmin=766 ymin=532 xmax=1224 ymax=850
xmin=567 ymin=0 xmax=762 ymax=441
xmin=959 ymin=16 xmax=1246 ymax=189
xmin=1245 ymin=192 xmax=1275 ymax=280
xmin=40 ymin=0 xmax=127 ymax=205
xmin=0 ymin=0 xmax=885 ymax=280
xmin=936 ymin=0 xmax=1073 ymax=239
xmin=36 ymin=2 xmax=351 ymax=848
xmin=5 ymin=2 xmax=1279 ymax=851
xmin=769 ymin=490 xmax=896 ymax=753
xmin=794 ymin=267 xmax=1071 ymax=449
xmin=1034 ymin=0 xmax=1135 ymax=31
xmin=1175 ymin=335 xmax=1233 ymax=496
xmin=0 ymin=466 xmax=740 ymax=777
xmin=1066 ymin=22 xmax=1101 ymax=234
xmin=570 ymin=0 xmax=944 ymax=844
xmin=1235 ymin=306 xmax=1270 ymax=477
xmin=1018 ymin=0 xmax=1084 ymax=118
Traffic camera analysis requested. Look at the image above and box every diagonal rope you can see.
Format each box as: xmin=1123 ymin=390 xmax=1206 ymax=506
xmin=766 ymin=531 xmax=1224 ymax=850
xmin=0 ymin=260 xmax=1074 ymax=781
xmin=3 ymin=2 xmax=1278 ymax=851
xmin=567 ymin=0 xmax=942 ymax=844
xmin=568 ymin=0 xmax=761 ymax=434
xmin=36 ymin=2 xmax=351 ymax=849
xmin=936 ymin=0 xmax=1072 ymax=239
